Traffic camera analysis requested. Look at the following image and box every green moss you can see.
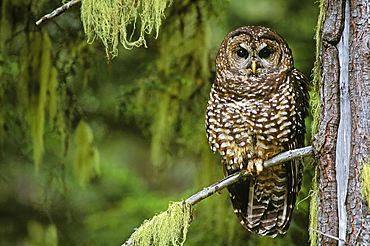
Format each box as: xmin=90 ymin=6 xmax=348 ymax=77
xmin=310 ymin=0 xmax=324 ymax=137
xmin=360 ymin=160 xmax=370 ymax=206
xmin=126 ymin=201 xmax=192 ymax=246
xmin=26 ymin=220 xmax=58 ymax=246
xmin=27 ymin=32 xmax=52 ymax=172
xmin=118 ymin=1 xmax=211 ymax=167
xmin=16 ymin=31 xmax=67 ymax=172
xmin=308 ymin=1 xmax=324 ymax=245
xmin=80 ymin=0 xmax=172 ymax=59
xmin=150 ymin=90 xmax=179 ymax=167
xmin=48 ymin=67 xmax=58 ymax=127
xmin=74 ymin=120 xmax=100 ymax=184
xmin=309 ymin=167 xmax=319 ymax=246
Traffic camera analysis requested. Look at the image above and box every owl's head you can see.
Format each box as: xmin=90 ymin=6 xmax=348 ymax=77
xmin=216 ymin=26 xmax=293 ymax=78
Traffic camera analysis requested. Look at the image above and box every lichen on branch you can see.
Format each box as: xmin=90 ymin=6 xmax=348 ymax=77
xmin=80 ymin=0 xmax=173 ymax=59
xmin=123 ymin=202 xmax=192 ymax=246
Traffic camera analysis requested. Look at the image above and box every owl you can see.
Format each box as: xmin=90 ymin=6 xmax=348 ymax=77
xmin=205 ymin=26 xmax=310 ymax=237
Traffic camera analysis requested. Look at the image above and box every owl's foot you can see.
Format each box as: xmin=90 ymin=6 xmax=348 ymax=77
xmin=247 ymin=159 xmax=264 ymax=175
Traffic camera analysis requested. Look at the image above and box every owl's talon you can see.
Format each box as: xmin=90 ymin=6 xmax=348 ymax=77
xmin=247 ymin=161 xmax=254 ymax=175
xmin=247 ymin=159 xmax=264 ymax=176
xmin=247 ymin=160 xmax=256 ymax=175
xmin=255 ymin=159 xmax=264 ymax=175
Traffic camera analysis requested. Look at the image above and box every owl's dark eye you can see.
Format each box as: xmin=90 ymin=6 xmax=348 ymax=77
xmin=236 ymin=48 xmax=249 ymax=58
xmin=259 ymin=47 xmax=271 ymax=58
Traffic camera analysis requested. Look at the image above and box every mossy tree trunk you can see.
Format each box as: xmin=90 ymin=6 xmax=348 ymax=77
xmin=313 ymin=0 xmax=370 ymax=245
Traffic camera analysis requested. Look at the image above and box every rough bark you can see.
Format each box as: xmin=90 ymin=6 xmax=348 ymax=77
xmin=347 ymin=0 xmax=370 ymax=245
xmin=313 ymin=44 xmax=341 ymax=245
xmin=314 ymin=0 xmax=370 ymax=245
xmin=313 ymin=1 xmax=343 ymax=245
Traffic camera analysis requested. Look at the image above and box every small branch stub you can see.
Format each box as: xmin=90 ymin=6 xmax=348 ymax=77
xmin=309 ymin=228 xmax=349 ymax=245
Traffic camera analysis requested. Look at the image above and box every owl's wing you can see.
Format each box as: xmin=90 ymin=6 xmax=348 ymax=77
xmin=291 ymin=67 xmax=311 ymax=148
xmin=226 ymin=158 xmax=301 ymax=237
xmin=225 ymin=68 xmax=310 ymax=237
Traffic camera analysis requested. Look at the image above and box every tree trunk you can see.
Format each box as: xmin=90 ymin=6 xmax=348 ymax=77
xmin=314 ymin=0 xmax=370 ymax=245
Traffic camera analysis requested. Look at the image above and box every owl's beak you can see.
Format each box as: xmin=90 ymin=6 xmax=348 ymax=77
xmin=251 ymin=61 xmax=257 ymax=74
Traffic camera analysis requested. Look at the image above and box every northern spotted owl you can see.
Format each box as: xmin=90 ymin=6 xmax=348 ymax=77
xmin=206 ymin=26 xmax=310 ymax=237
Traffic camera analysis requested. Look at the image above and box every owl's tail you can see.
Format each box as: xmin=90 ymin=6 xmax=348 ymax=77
xmin=227 ymin=161 xmax=301 ymax=237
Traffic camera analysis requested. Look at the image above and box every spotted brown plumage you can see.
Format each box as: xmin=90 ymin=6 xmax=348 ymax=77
xmin=205 ymin=26 xmax=310 ymax=237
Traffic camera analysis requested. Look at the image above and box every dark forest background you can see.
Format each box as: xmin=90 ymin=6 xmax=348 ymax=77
xmin=0 ymin=0 xmax=318 ymax=245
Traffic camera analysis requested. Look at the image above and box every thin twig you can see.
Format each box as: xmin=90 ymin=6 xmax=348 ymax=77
xmin=185 ymin=146 xmax=313 ymax=205
xmin=36 ymin=0 xmax=81 ymax=25
xmin=309 ymin=228 xmax=350 ymax=245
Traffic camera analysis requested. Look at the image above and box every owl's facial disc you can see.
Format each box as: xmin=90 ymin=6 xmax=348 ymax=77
xmin=226 ymin=35 xmax=282 ymax=77
xmin=236 ymin=43 xmax=264 ymax=76
xmin=242 ymin=42 xmax=277 ymax=76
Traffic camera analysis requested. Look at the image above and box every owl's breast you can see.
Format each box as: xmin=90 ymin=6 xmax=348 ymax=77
xmin=206 ymin=78 xmax=298 ymax=172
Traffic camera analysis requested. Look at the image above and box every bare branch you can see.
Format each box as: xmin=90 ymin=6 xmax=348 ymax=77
xmin=185 ymin=146 xmax=313 ymax=205
xmin=36 ymin=0 xmax=81 ymax=25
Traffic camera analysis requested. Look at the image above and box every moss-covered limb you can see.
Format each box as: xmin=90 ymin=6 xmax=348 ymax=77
xmin=122 ymin=202 xmax=192 ymax=246
xmin=81 ymin=0 xmax=173 ymax=58
xmin=36 ymin=0 xmax=173 ymax=58
xmin=36 ymin=0 xmax=81 ymax=25
xmin=122 ymin=146 xmax=314 ymax=246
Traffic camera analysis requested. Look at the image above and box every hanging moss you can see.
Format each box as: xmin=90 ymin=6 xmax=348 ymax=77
xmin=9 ymin=30 xmax=69 ymax=172
xmin=0 ymin=0 xmax=74 ymax=172
xmin=74 ymin=120 xmax=100 ymax=184
xmin=80 ymin=0 xmax=173 ymax=59
xmin=0 ymin=0 xmax=11 ymax=51
xmin=23 ymin=32 xmax=52 ymax=172
xmin=125 ymin=202 xmax=192 ymax=246
xmin=26 ymin=220 xmax=58 ymax=246
xmin=156 ymin=7 xmax=210 ymax=80
xmin=0 ymin=54 xmax=19 ymax=144
xmin=118 ymin=0 xmax=212 ymax=167
xmin=48 ymin=68 xmax=59 ymax=126
xmin=150 ymin=90 xmax=179 ymax=167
